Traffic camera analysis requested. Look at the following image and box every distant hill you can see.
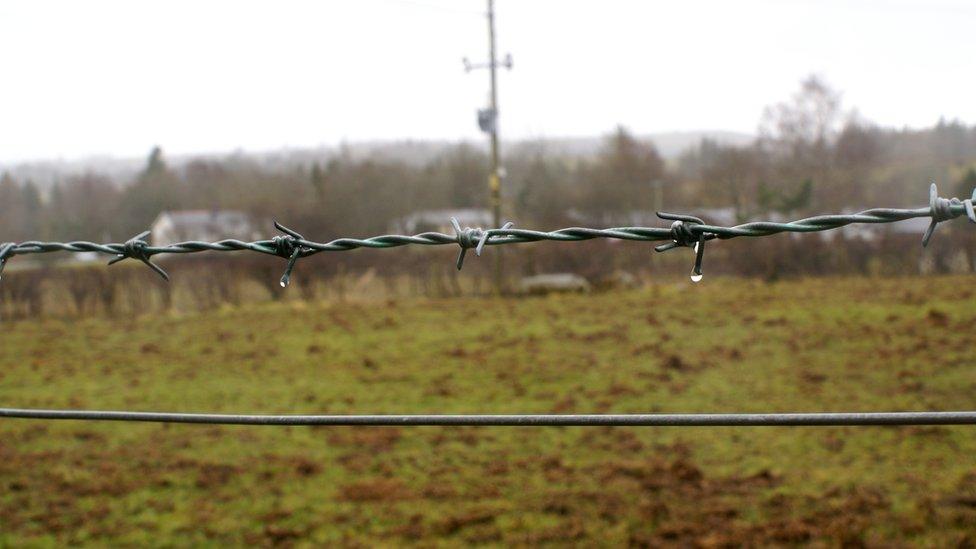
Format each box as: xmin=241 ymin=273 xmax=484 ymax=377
xmin=0 ymin=131 xmax=753 ymax=190
xmin=513 ymin=131 xmax=754 ymax=159
xmin=322 ymin=131 xmax=754 ymax=164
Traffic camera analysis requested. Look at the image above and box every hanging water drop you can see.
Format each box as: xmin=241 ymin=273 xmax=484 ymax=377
xmin=690 ymin=273 xmax=703 ymax=283
xmin=279 ymin=281 xmax=287 ymax=288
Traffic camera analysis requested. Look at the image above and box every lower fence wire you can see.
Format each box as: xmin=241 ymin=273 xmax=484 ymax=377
xmin=2 ymin=408 xmax=976 ymax=426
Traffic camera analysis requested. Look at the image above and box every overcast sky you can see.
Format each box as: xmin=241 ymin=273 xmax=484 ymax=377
xmin=1 ymin=0 xmax=974 ymax=162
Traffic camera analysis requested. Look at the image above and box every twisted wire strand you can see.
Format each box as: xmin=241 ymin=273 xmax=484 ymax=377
xmin=1 ymin=183 xmax=974 ymax=284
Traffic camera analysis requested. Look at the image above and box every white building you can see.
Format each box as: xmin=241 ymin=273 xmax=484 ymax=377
xmin=150 ymin=210 xmax=260 ymax=245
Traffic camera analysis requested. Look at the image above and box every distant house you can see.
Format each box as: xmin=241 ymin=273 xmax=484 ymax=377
xmin=151 ymin=210 xmax=260 ymax=245
xmin=390 ymin=208 xmax=493 ymax=234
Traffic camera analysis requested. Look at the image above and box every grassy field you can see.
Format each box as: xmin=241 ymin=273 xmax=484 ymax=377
xmin=1 ymin=276 xmax=975 ymax=546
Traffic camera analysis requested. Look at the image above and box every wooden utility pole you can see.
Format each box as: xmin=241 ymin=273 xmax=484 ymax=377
xmin=463 ymin=0 xmax=511 ymax=293
xmin=487 ymin=0 xmax=502 ymax=292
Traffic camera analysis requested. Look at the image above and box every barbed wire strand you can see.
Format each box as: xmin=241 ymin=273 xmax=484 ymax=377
xmin=1 ymin=183 xmax=974 ymax=285
xmin=2 ymin=408 xmax=976 ymax=426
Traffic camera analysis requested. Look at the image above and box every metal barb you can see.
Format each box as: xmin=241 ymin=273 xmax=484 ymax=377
xmin=451 ymin=219 xmax=514 ymax=270
xmin=476 ymin=221 xmax=514 ymax=256
xmin=654 ymin=212 xmax=708 ymax=281
xmin=691 ymin=233 xmax=705 ymax=282
xmin=107 ymin=230 xmax=169 ymax=281
xmin=272 ymin=221 xmax=306 ymax=287
xmin=923 ymin=183 xmax=947 ymax=247
xmin=451 ymin=217 xmax=482 ymax=270
xmin=922 ymin=182 xmax=976 ymax=247
xmin=968 ymin=188 xmax=976 ymax=224
xmin=0 ymin=242 xmax=14 ymax=279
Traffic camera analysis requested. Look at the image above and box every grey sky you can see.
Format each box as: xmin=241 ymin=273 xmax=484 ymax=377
xmin=1 ymin=0 xmax=973 ymax=162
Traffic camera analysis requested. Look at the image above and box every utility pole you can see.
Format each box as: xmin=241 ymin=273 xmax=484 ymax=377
xmin=463 ymin=0 xmax=511 ymax=293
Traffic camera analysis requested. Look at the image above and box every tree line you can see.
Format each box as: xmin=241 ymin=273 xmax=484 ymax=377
xmin=2 ymin=76 xmax=976 ymax=247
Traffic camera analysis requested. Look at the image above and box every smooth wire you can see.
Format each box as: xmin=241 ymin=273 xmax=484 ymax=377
xmin=2 ymin=408 xmax=976 ymax=426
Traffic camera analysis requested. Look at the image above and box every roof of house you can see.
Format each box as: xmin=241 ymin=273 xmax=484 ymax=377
xmin=153 ymin=210 xmax=252 ymax=228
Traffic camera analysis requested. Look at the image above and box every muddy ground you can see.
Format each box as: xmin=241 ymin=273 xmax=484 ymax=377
xmin=1 ymin=276 xmax=975 ymax=546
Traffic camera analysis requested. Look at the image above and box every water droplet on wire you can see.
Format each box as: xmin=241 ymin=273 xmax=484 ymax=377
xmin=690 ymin=273 xmax=703 ymax=283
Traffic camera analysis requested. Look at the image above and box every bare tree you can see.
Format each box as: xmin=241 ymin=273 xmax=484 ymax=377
xmin=760 ymin=75 xmax=843 ymax=153
xmin=703 ymin=145 xmax=764 ymax=221
xmin=583 ymin=126 xmax=665 ymax=218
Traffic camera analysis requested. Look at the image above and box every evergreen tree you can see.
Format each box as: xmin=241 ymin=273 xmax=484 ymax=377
xmin=143 ymin=145 xmax=168 ymax=180
xmin=310 ymin=162 xmax=327 ymax=202
xmin=118 ymin=146 xmax=182 ymax=235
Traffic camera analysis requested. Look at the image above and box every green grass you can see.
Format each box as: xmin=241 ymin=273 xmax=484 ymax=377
xmin=2 ymin=276 xmax=976 ymax=546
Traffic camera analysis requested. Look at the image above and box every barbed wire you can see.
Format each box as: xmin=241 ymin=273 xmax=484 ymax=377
xmin=3 ymin=408 xmax=976 ymax=426
xmin=1 ymin=182 xmax=974 ymax=287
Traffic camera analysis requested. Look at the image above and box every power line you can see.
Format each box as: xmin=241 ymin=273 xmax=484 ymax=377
xmin=0 ymin=183 xmax=973 ymax=286
xmin=3 ymin=408 xmax=976 ymax=426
